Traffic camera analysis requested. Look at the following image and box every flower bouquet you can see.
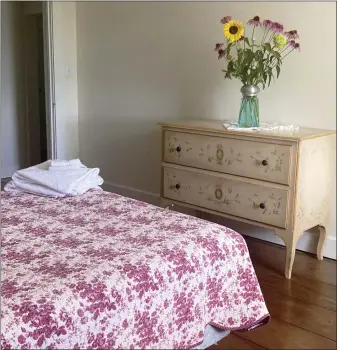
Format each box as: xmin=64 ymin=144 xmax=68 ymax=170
xmin=215 ymin=16 xmax=300 ymax=128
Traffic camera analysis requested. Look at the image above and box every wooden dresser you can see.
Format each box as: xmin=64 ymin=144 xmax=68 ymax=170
xmin=159 ymin=119 xmax=336 ymax=279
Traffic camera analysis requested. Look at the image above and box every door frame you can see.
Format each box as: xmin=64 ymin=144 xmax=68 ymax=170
xmin=42 ymin=1 xmax=57 ymax=160
xmin=1 ymin=1 xmax=56 ymax=167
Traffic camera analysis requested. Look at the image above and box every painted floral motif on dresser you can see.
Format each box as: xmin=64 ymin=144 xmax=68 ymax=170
xmin=249 ymin=149 xmax=285 ymax=173
xmin=247 ymin=192 xmax=283 ymax=216
xmin=1 ymin=191 xmax=270 ymax=350
xmin=164 ymin=132 xmax=290 ymax=184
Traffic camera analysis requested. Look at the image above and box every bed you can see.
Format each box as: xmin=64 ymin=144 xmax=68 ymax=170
xmin=1 ymin=190 xmax=270 ymax=349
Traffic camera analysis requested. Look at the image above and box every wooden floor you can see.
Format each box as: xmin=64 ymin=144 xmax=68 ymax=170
xmin=210 ymin=237 xmax=336 ymax=350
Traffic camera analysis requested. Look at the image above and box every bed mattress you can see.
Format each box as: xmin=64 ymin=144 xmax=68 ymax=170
xmin=1 ymin=190 xmax=269 ymax=349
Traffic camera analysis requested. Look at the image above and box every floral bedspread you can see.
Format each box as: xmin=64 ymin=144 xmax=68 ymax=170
xmin=1 ymin=190 xmax=270 ymax=349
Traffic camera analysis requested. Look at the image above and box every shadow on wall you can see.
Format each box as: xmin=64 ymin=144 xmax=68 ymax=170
xmin=79 ymin=116 xmax=166 ymax=194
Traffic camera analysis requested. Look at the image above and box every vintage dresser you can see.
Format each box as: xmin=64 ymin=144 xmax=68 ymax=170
xmin=159 ymin=119 xmax=336 ymax=279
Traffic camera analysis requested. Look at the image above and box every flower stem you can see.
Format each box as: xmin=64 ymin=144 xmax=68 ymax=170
xmin=260 ymin=28 xmax=268 ymax=47
xmin=281 ymin=47 xmax=295 ymax=60
xmin=268 ymin=32 xmax=276 ymax=44
xmin=279 ymin=43 xmax=291 ymax=55
xmin=252 ymin=26 xmax=255 ymax=53
xmin=269 ymin=47 xmax=295 ymax=70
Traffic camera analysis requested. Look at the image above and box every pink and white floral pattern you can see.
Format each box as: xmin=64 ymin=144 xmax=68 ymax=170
xmin=1 ymin=190 xmax=270 ymax=349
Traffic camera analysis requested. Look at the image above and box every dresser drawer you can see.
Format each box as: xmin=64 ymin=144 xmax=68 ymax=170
xmin=164 ymin=131 xmax=292 ymax=185
xmin=163 ymin=166 xmax=289 ymax=228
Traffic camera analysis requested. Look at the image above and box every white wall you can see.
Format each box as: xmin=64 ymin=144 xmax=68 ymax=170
xmin=76 ymin=2 xmax=336 ymax=255
xmin=1 ymin=1 xmax=27 ymax=177
xmin=52 ymin=1 xmax=79 ymax=160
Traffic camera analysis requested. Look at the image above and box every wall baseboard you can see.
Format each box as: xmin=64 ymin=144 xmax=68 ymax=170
xmin=102 ymin=181 xmax=336 ymax=260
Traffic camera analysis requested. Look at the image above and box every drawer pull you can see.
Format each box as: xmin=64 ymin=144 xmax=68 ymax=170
xmin=261 ymin=159 xmax=268 ymax=166
xmin=259 ymin=203 xmax=266 ymax=209
xmin=176 ymin=146 xmax=181 ymax=152
xmin=175 ymin=184 xmax=180 ymax=190
xmin=215 ymin=188 xmax=223 ymax=200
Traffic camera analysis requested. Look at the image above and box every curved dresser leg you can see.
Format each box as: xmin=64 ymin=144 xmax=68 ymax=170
xmin=284 ymin=236 xmax=297 ymax=279
xmin=274 ymin=230 xmax=302 ymax=280
xmin=317 ymin=225 xmax=327 ymax=260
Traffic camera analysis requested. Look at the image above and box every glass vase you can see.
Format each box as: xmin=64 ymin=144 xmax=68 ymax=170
xmin=238 ymin=85 xmax=260 ymax=128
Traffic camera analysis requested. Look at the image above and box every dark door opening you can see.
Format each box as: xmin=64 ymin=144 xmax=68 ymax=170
xmin=36 ymin=13 xmax=47 ymax=162
xmin=24 ymin=5 xmax=48 ymax=165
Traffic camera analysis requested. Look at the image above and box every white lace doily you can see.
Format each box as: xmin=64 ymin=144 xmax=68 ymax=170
xmin=222 ymin=121 xmax=299 ymax=132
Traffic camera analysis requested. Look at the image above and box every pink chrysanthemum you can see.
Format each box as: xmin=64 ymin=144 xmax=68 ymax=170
xmin=288 ymin=40 xmax=300 ymax=51
xmin=214 ymin=43 xmax=224 ymax=51
xmin=294 ymin=43 xmax=300 ymax=52
xmin=288 ymin=40 xmax=296 ymax=48
xmin=218 ymin=49 xmax=227 ymax=59
xmin=285 ymin=30 xmax=300 ymax=40
xmin=272 ymin=22 xmax=284 ymax=33
xmin=248 ymin=16 xmax=261 ymax=26
xmin=263 ymin=20 xmax=274 ymax=29
xmin=220 ymin=16 xmax=232 ymax=24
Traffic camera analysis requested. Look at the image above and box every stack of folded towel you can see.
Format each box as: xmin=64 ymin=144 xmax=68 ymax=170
xmin=4 ymin=159 xmax=104 ymax=197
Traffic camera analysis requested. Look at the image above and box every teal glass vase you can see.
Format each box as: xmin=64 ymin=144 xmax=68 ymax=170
xmin=238 ymin=85 xmax=260 ymax=128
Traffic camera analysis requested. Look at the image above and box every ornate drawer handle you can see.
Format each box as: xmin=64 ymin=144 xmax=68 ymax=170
xmin=215 ymin=188 xmax=223 ymax=199
xmin=259 ymin=203 xmax=266 ymax=209
xmin=261 ymin=159 xmax=268 ymax=166
xmin=176 ymin=146 xmax=181 ymax=153
xmin=216 ymin=149 xmax=224 ymax=161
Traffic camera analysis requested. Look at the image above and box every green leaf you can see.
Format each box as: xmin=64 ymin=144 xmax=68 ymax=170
xmin=225 ymin=71 xmax=232 ymax=79
xmin=226 ymin=42 xmax=233 ymax=58
xmin=244 ymin=49 xmax=254 ymax=66
xmin=264 ymin=43 xmax=272 ymax=52
xmin=267 ymin=70 xmax=273 ymax=87
xmin=228 ymin=60 xmax=234 ymax=72
xmin=244 ymin=37 xmax=251 ymax=47
xmin=272 ymin=51 xmax=281 ymax=59
xmin=276 ymin=65 xmax=280 ymax=78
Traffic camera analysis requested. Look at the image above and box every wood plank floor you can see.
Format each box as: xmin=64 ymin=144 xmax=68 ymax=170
xmin=210 ymin=237 xmax=336 ymax=350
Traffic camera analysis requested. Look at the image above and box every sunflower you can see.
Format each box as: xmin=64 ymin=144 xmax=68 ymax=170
xmin=224 ymin=20 xmax=244 ymax=42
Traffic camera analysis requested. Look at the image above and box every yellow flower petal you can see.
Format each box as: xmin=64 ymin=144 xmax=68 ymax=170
xmin=273 ymin=34 xmax=287 ymax=49
xmin=224 ymin=20 xmax=245 ymax=42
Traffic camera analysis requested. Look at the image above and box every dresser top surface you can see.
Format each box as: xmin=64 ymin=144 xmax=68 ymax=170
xmin=160 ymin=119 xmax=336 ymax=141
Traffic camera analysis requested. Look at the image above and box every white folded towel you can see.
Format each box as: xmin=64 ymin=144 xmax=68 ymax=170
xmin=49 ymin=159 xmax=87 ymax=172
xmin=4 ymin=159 xmax=104 ymax=197
xmin=50 ymin=158 xmax=85 ymax=168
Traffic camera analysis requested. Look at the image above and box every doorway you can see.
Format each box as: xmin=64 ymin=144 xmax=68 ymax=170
xmin=23 ymin=2 xmax=55 ymax=165
xmin=24 ymin=11 xmax=47 ymax=164
xmin=0 ymin=1 xmax=55 ymax=182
